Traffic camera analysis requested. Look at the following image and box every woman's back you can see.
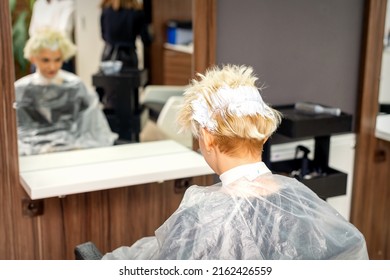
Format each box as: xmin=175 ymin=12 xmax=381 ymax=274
xmin=153 ymin=169 xmax=368 ymax=260
xmin=101 ymin=7 xmax=149 ymax=48
xmin=104 ymin=163 xmax=368 ymax=260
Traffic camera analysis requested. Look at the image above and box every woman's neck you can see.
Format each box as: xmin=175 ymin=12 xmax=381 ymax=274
xmin=34 ymin=70 xmax=63 ymax=85
xmin=214 ymin=151 xmax=261 ymax=175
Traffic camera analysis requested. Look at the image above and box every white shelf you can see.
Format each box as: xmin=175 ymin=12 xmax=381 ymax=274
xmin=164 ymin=43 xmax=193 ymax=54
xmin=376 ymin=114 xmax=390 ymax=142
xmin=19 ymin=140 xmax=214 ymax=199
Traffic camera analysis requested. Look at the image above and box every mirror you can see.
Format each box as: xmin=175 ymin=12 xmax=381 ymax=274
xmin=376 ymin=0 xmax=390 ymax=142
xmin=75 ymin=0 xmax=193 ymax=146
xmin=378 ymin=2 xmax=390 ymax=115
xmin=13 ymin=0 xmax=195 ymax=157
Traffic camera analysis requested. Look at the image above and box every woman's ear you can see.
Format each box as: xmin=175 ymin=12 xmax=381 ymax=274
xmin=29 ymin=56 xmax=36 ymax=65
xmin=200 ymin=128 xmax=214 ymax=151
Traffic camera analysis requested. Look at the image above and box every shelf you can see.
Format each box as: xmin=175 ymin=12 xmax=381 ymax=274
xmin=164 ymin=43 xmax=193 ymax=54
xmin=19 ymin=140 xmax=214 ymax=200
xmin=265 ymin=104 xmax=353 ymax=200
xmin=271 ymin=159 xmax=347 ymax=200
xmin=274 ymin=104 xmax=353 ymax=138
xmin=376 ymin=114 xmax=390 ymax=142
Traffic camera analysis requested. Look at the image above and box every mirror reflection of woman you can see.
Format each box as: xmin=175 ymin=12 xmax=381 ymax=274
xmin=14 ymin=28 xmax=118 ymax=156
xmin=98 ymin=0 xmax=152 ymax=109
xmin=29 ymin=0 xmax=76 ymax=73
xmin=99 ymin=0 xmax=151 ymax=71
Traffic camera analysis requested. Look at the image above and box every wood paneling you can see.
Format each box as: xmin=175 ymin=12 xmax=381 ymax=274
xmin=350 ymin=0 xmax=390 ymax=259
xmin=150 ymin=0 xmax=192 ymax=84
xmin=2 ymin=168 xmax=212 ymax=259
xmin=0 ymin=0 xmax=37 ymax=260
xmin=352 ymin=138 xmax=390 ymax=259
xmin=193 ymin=0 xmax=216 ymax=75
xmin=163 ymin=49 xmax=192 ymax=85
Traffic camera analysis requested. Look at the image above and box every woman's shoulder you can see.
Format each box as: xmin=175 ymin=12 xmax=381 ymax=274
xmin=14 ymin=73 xmax=35 ymax=88
xmin=59 ymin=70 xmax=82 ymax=83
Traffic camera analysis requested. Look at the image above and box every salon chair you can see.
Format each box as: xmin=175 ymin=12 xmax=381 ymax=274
xmin=156 ymin=96 xmax=192 ymax=148
xmin=74 ymin=241 xmax=103 ymax=260
xmin=141 ymin=85 xmax=186 ymax=122
xmin=92 ymin=69 xmax=148 ymax=142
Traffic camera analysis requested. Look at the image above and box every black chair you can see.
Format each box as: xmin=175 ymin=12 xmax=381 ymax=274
xmin=74 ymin=241 xmax=103 ymax=260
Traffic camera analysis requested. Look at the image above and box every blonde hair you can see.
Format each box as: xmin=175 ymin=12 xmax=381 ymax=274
xmin=24 ymin=28 xmax=77 ymax=61
xmin=177 ymin=64 xmax=282 ymax=157
xmin=100 ymin=0 xmax=143 ymax=10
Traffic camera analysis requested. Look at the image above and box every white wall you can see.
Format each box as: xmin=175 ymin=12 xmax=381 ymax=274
xmin=74 ymin=0 xmax=104 ymax=90
xmin=327 ymin=134 xmax=355 ymax=220
xmin=73 ymin=0 xmax=144 ymax=90
xmin=379 ymin=50 xmax=390 ymax=104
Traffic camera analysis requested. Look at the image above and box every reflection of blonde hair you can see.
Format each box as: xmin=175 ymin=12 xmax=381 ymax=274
xmin=100 ymin=0 xmax=143 ymax=10
xmin=177 ymin=64 xmax=282 ymax=157
xmin=24 ymin=28 xmax=77 ymax=61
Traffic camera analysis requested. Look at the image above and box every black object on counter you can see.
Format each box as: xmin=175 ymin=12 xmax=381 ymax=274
xmin=294 ymin=145 xmax=311 ymax=180
xmin=265 ymin=104 xmax=353 ymax=200
xmin=92 ymin=69 xmax=148 ymax=143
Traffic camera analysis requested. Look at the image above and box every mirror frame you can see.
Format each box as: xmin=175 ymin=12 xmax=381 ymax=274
xmin=350 ymin=0 xmax=387 ymax=223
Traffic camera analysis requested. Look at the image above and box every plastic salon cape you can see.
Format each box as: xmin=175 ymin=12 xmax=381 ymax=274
xmin=103 ymin=162 xmax=368 ymax=260
xmin=14 ymin=70 xmax=118 ymax=156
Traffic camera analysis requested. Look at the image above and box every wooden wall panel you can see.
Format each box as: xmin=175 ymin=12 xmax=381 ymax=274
xmin=16 ymin=175 xmax=213 ymax=260
xmin=0 ymin=0 xmax=37 ymax=260
xmin=350 ymin=0 xmax=390 ymax=259
xmin=38 ymin=198 xmax=67 ymax=258
xmin=150 ymin=0 xmax=192 ymax=84
xmin=362 ymin=139 xmax=390 ymax=259
xmin=163 ymin=50 xmax=192 ymax=85
xmin=366 ymin=139 xmax=390 ymax=259
xmin=193 ymin=0 xmax=216 ymax=75
xmin=386 ymin=142 xmax=390 ymax=258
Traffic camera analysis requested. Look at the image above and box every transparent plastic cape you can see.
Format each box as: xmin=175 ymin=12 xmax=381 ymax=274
xmin=14 ymin=72 xmax=118 ymax=156
xmin=103 ymin=163 xmax=368 ymax=260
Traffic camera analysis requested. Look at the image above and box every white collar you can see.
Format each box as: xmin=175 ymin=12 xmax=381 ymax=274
xmin=219 ymin=162 xmax=271 ymax=186
xmin=32 ymin=70 xmax=64 ymax=85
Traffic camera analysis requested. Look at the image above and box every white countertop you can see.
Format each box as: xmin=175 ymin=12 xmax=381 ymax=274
xmin=164 ymin=43 xmax=193 ymax=54
xmin=19 ymin=140 xmax=214 ymax=200
xmin=376 ymin=114 xmax=390 ymax=142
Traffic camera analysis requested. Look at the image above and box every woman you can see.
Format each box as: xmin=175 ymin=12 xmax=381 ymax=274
xmin=14 ymin=28 xmax=118 ymax=156
xmin=98 ymin=0 xmax=151 ymax=109
xmin=100 ymin=0 xmax=151 ymax=70
xmin=103 ymin=64 xmax=368 ymax=259
xmin=29 ymin=0 xmax=76 ymax=73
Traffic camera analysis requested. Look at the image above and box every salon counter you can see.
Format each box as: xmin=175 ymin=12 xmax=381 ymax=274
xmin=376 ymin=114 xmax=390 ymax=142
xmin=19 ymin=140 xmax=214 ymax=200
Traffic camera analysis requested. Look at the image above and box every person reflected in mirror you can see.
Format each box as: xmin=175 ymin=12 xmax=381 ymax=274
xmin=14 ymin=28 xmax=118 ymax=156
xmin=98 ymin=0 xmax=152 ymax=110
xmin=102 ymin=64 xmax=368 ymax=260
xmin=100 ymin=0 xmax=151 ymax=71
xmin=29 ymin=0 xmax=76 ymax=73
